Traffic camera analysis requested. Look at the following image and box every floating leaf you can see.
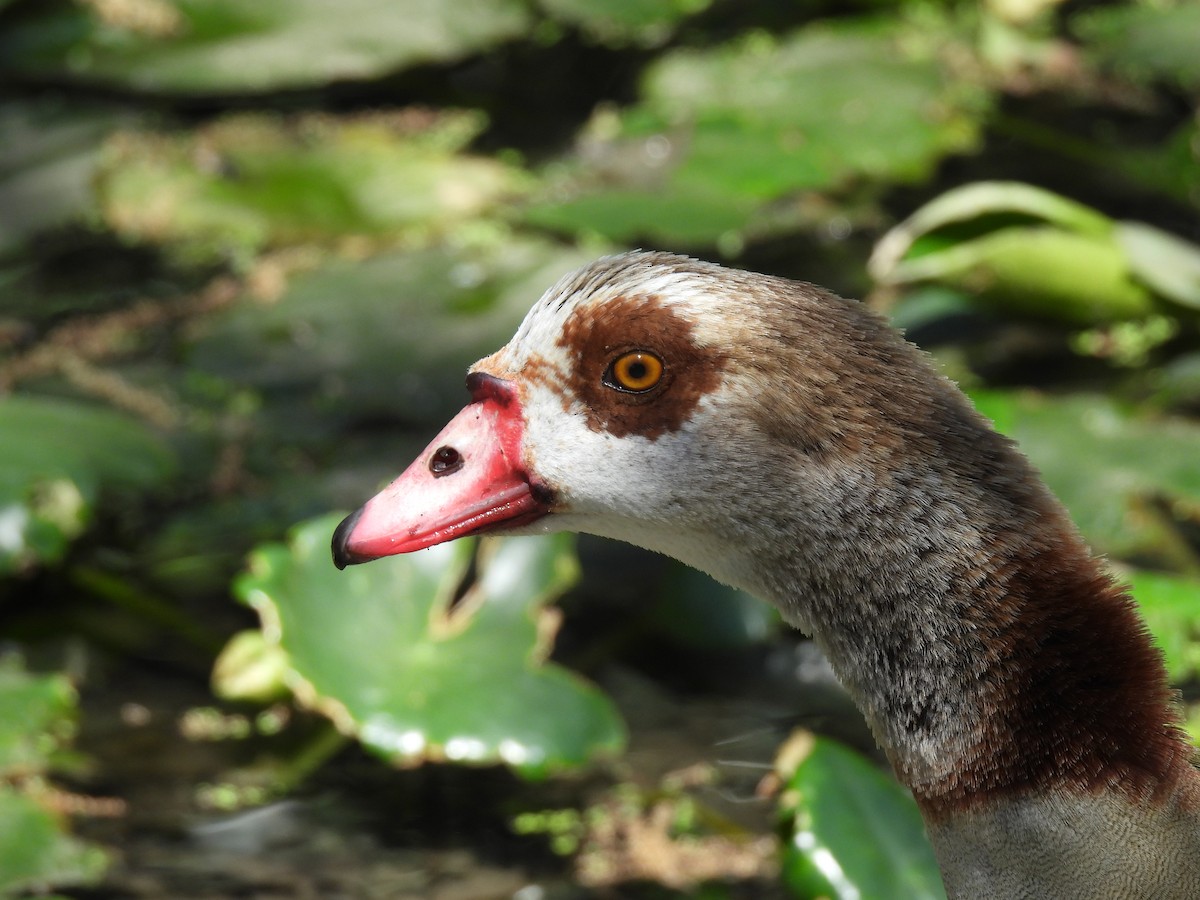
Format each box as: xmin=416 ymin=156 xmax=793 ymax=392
xmin=0 ymin=396 xmax=174 ymax=574
xmin=643 ymin=25 xmax=983 ymax=191
xmin=1128 ymin=571 xmax=1200 ymax=684
xmin=235 ymin=515 xmax=626 ymax=777
xmin=524 ymin=182 xmax=757 ymax=246
xmin=525 ymin=20 xmax=986 ymax=245
xmin=98 ymin=111 xmax=529 ymax=263
xmin=537 ymin=0 xmax=712 ymax=46
xmin=0 ymin=0 xmax=532 ymax=94
xmin=969 ymin=391 xmax=1200 ymax=562
xmin=778 ymin=733 xmax=944 ymax=900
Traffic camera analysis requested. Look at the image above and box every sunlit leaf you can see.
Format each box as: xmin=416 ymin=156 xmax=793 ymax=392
xmin=0 ymin=662 xmax=76 ymax=775
xmin=212 ymin=629 xmax=291 ymax=703
xmin=0 ymin=396 xmax=174 ymax=574
xmin=869 ymin=181 xmax=1113 ymax=274
xmin=870 ymin=182 xmax=1165 ymax=323
xmin=235 ymin=515 xmax=626 ymax=777
xmin=778 ymin=733 xmax=944 ymax=900
xmin=98 ymin=111 xmax=529 ymax=263
xmin=1115 ymin=221 xmax=1200 ymax=311
xmin=0 ymin=0 xmax=532 ymax=94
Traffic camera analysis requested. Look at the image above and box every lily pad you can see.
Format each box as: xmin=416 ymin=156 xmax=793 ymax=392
xmin=969 ymin=390 xmax=1200 ymax=562
xmin=524 ymin=182 xmax=758 ymax=247
xmin=0 ymin=0 xmax=531 ymax=94
xmin=778 ymin=733 xmax=944 ymax=900
xmin=0 ymin=395 xmax=175 ymax=575
xmin=234 ymin=515 xmax=626 ymax=777
xmin=97 ymin=111 xmax=528 ymax=264
xmin=1128 ymin=571 xmax=1200 ymax=684
xmin=642 ymin=25 xmax=983 ymax=192
xmin=537 ymin=0 xmax=712 ymax=45
xmin=524 ymin=21 xmax=986 ymax=245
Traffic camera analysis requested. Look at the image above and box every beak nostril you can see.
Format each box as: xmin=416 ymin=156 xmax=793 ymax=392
xmin=430 ymin=445 xmax=463 ymax=476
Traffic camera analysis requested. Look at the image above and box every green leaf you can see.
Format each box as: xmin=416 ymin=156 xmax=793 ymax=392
xmin=524 ymin=183 xmax=757 ymax=246
xmin=0 ymin=396 xmax=174 ymax=575
xmin=0 ymin=788 xmax=108 ymax=895
xmin=525 ymin=20 xmax=987 ymax=245
xmin=537 ymin=0 xmax=712 ymax=46
xmin=0 ymin=660 xmax=108 ymax=893
xmin=968 ymin=391 xmax=1200 ymax=562
xmin=98 ymin=111 xmax=529 ymax=263
xmin=1128 ymin=571 xmax=1200 ymax=684
xmin=870 ymin=181 xmax=1114 ymax=273
xmin=235 ymin=515 xmax=626 ymax=778
xmin=0 ymin=0 xmax=532 ymax=94
xmin=0 ymin=662 xmax=76 ymax=776
xmin=779 ymin=734 xmax=944 ymax=900
xmin=1115 ymin=221 xmax=1200 ymax=311
xmin=1074 ymin=3 xmax=1200 ymax=92
xmin=212 ymin=629 xmax=291 ymax=703
xmin=870 ymin=183 xmax=1160 ymax=324
xmin=642 ymin=24 xmax=983 ymax=188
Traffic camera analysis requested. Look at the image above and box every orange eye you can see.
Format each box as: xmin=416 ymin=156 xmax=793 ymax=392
xmin=606 ymin=350 xmax=664 ymax=393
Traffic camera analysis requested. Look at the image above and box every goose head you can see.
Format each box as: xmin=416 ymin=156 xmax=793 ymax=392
xmin=333 ymin=251 xmax=998 ymax=627
xmin=332 ymin=250 xmax=1200 ymax=897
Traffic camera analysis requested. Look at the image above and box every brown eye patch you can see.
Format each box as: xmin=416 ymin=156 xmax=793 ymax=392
xmin=557 ymin=294 xmax=726 ymax=440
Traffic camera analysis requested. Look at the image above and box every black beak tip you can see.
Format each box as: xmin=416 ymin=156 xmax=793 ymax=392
xmin=331 ymin=507 xmax=365 ymax=570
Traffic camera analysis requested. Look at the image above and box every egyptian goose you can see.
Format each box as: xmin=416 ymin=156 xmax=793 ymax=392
xmin=332 ymin=251 xmax=1200 ymax=897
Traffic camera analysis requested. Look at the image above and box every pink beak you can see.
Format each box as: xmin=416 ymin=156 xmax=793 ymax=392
xmin=331 ymin=372 xmax=551 ymax=568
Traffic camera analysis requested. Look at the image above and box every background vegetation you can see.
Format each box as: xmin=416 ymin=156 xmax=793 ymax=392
xmin=1 ymin=0 xmax=1199 ymax=896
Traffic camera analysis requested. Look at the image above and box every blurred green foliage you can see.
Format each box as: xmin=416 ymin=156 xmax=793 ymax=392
xmin=1 ymin=0 xmax=1199 ymax=894
xmin=0 ymin=659 xmax=108 ymax=894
